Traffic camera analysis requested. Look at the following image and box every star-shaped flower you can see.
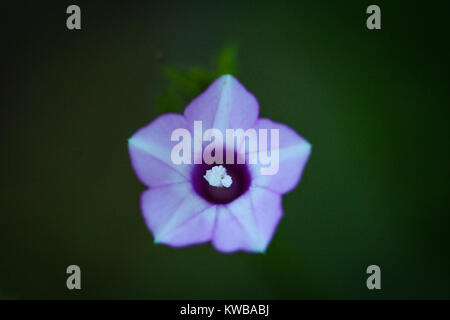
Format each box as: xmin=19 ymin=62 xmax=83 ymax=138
xmin=128 ymin=75 xmax=311 ymax=253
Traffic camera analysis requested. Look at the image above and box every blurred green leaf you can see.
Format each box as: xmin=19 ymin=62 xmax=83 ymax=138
xmin=216 ymin=44 xmax=238 ymax=76
xmin=155 ymin=44 xmax=239 ymax=116
xmin=164 ymin=66 xmax=202 ymax=97
xmin=187 ymin=67 xmax=215 ymax=89
xmin=155 ymin=86 xmax=182 ymax=114
xmin=163 ymin=65 xmax=215 ymax=103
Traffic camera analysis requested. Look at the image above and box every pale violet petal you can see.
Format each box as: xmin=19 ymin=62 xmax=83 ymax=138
xmin=184 ymin=75 xmax=259 ymax=133
xmin=246 ymin=118 xmax=311 ymax=194
xmin=128 ymin=114 xmax=192 ymax=187
xmin=140 ymin=183 xmax=216 ymax=247
xmin=212 ymin=187 xmax=282 ymax=253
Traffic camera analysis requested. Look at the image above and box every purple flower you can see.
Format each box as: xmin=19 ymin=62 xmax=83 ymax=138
xmin=128 ymin=75 xmax=311 ymax=253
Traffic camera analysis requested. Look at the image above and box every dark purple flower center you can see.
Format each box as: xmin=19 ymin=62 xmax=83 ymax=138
xmin=191 ymin=149 xmax=251 ymax=204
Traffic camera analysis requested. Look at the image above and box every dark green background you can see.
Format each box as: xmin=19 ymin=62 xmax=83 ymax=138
xmin=1 ymin=1 xmax=450 ymax=299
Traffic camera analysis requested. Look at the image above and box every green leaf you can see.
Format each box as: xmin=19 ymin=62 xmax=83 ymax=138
xmin=187 ymin=67 xmax=214 ymax=87
xmin=164 ymin=65 xmax=202 ymax=97
xmin=155 ymin=44 xmax=240 ymax=116
xmin=216 ymin=44 xmax=238 ymax=76
xmin=155 ymin=86 xmax=182 ymax=114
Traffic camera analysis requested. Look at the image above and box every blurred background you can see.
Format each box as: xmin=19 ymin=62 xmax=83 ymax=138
xmin=1 ymin=0 xmax=450 ymax=299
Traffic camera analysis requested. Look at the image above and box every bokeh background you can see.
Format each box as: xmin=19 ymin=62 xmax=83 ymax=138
xmin=1 ymin=0 xmax=450 ymax=299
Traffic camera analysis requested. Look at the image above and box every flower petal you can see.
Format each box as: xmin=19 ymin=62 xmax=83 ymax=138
xmin=247 ymin=118 xmax=311 ymax=194
xmin=140 ymin=182 xmax=216 ymax=247
xmin=184 ymin=74 xmax=259 ymax=132
xmin=128 ymin=113 xmax=192 ymax=187
xmin=212 ymin=187 xmax=282 ymax=253
xmin=162 ymin=206 xmax=217 ymax=247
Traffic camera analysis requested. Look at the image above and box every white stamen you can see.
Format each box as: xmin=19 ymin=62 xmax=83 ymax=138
xmin=221 ymin=175 xmax=232 ymax=188
xmin=203 ymin=165 xmax=233 ymax=188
